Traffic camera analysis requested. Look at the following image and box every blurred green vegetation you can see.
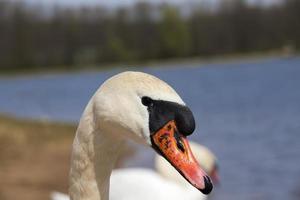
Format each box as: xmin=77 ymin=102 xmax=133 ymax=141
xmin=0 ymin=0 xmax=299 ymax=71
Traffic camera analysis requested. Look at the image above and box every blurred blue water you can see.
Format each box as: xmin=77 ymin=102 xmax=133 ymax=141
xmin=0 ymin=57 xmax=300 ymax=200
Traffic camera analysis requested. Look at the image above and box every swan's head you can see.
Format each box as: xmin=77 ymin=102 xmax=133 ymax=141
xmin=93 ymin=71 xmax=213 ymax=194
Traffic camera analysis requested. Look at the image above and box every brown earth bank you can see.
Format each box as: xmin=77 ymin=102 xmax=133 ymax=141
xmin=0 ymin=115 xmax=135 ymax=200
xmin=0 ymin=116 xmax=75 ymax=200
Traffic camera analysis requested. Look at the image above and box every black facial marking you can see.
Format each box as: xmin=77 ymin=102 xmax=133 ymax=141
xmin=141 ymin=96 xmax=195 ymax=136
xmin=141 ymin=96 xmax=153 ymax=107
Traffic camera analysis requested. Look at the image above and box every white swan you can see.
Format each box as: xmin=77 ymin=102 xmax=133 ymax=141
xmin=110 ymin=142 xmax=218 ymax=200
xmin=67 ymin=71 xmax=213 ymax=200
xmin=51 ymin=142 xmax=218 ymax=200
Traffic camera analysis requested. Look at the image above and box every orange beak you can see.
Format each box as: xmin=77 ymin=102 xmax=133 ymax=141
xmin=151 ymin=120 xmax=213 ymax=194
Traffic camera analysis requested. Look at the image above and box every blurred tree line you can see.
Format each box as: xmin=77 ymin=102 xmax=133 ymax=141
xmin=0 ymin=0 xmax=299 ymax=70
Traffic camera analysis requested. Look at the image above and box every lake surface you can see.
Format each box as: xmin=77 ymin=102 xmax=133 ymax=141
xmin=1 ymin=57 xmax=300 ymax=200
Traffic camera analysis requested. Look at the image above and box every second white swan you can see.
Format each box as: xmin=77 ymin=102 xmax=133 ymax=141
xmin=52 ymin=142 xmax=218 ymax=200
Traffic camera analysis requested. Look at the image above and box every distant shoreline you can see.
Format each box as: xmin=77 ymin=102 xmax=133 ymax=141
xmin=0 ymin=50 xmax=297 ymax=78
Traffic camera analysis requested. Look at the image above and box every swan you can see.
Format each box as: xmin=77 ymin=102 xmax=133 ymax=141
xmin=110 ymin=142 xmax=218 ymax=200
xmin=51 ymin=142 xmax=218 ymax=200
xmin=68 ymin=71 xmax=213 ymax=200
xmin=52 ymin=143 xmax=218 ymax=200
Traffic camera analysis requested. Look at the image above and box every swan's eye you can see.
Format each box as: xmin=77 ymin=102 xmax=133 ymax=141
xmin=141 ymin=96 xmax=154 ymax=107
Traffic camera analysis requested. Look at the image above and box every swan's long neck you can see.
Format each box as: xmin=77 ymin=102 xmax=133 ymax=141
xmin=69 ymin=101 xmax=124 ymax=200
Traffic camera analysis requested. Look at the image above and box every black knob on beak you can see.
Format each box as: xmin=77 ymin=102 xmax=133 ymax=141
xmin=175 ymin=106 xmax=195 ymax=136
xmin=141 ymin=96 xmax=195 ymax=136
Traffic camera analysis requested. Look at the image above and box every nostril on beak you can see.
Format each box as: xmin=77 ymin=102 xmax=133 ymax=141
xmin=176 ymin=139 xmax=185 ymax=153
xmin=174 ymin=130 xmax=185 ymax=153
xmin=200 ymin=175 xmax=213 ymax=195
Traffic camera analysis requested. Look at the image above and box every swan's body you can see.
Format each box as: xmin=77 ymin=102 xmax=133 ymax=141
xmin=68 ymin=72 xmax=213 ymax=200
xmin=53 ymin=171 xmax=200 ymax=200
xmin=110 ymin=142 xmax=218 ymax=200
xmin=110 ymin=169 xmax=202 ymax=200
xmin=51 ymin=142 xmax=218 ymax=200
